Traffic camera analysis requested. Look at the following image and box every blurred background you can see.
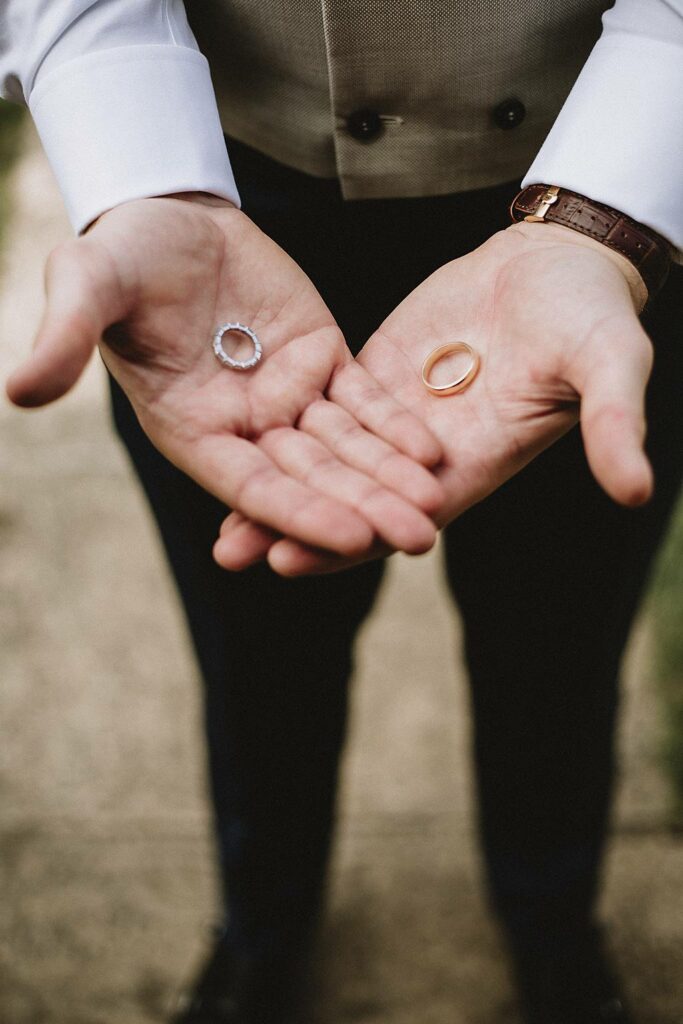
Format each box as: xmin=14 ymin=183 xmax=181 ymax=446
xmin=1 ymin=105 xmax=682 ymax=1024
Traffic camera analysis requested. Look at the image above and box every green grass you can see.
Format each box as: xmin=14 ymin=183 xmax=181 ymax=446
xmin=0 ymin=100 xmax=26 ymax=235
xmin=647 ymin=496 xmax=683 ymax=825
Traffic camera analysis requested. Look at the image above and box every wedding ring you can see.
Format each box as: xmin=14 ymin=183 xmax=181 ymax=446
xmin=213 ymin=322 xmax=263 ymax=370
xmin=421 ymin=342 xmax=480 ymax=396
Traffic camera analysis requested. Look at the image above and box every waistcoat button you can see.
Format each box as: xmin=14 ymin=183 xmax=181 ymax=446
xmin=346 ymin=108 xmax=383 ymax=141
xmin=492 ymin=98 xmax=526 ymax=130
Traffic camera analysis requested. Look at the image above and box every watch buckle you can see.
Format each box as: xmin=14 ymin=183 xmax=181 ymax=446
xmin=524 ymin=185 xmax=561 ymax=222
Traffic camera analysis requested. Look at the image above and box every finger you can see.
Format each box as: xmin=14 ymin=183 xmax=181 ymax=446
xmin=328 ymin=361 xmax=442 ymax=466
xmin=218 ymin=510 xmax=248 ymax=538
xmin=574 ymin=316 xmax=654 ymax=507
xmin=6 ymin=239 xmax=122 ymax=407
xmin=298 ymin=399 xmax=445 ymax=515
xmin=267 ymin=536 xmax=391 ymax=577
xmin=191 ymin=432 xmax=375 ymax=555
xmin=213 ymin=513 xmax=278 ymax=571
xmin=259 ymin=427 xmax=437 ymax=555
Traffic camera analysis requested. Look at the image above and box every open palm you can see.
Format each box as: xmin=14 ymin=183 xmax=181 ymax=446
xmin=7 ymin=196 xmax=445 ymax=556
xmin=217 ymin=221 xmax=654 ymax=574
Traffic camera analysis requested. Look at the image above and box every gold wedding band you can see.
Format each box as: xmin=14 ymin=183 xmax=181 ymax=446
xmin=421 ymin=342 xmax=481 ymax=396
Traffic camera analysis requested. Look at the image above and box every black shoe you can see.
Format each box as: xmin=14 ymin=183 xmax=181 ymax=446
xmin=511 ymin=925 xmax=633 ymax=1024
xmin=169 ymin=930 xmax=311 ymax=1024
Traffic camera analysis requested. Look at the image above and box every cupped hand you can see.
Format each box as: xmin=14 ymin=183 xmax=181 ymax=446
xmin=6 ymin=194 xmax=446 ymax=557
xmin=217 ymin=220 xmax=654 ymax=574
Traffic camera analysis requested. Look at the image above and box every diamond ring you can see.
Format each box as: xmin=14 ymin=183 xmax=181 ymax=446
xmin=212 ymin=322 xmax=263 ymax=371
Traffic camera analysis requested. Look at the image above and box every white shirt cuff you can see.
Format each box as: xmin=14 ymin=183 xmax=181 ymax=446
xmin=29 ymin=45 xmax=241 ymax=234
xmin=522 ymin=33 xmax=683 ymax=260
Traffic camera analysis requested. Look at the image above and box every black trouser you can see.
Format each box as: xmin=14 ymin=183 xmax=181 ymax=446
xmin=110 ymin=137 xmax=683 ymax=959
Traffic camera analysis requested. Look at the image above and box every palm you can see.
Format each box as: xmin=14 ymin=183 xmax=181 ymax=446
xmin=359 ymin=223 xmax=652 ymax=521
xmin=98 ymin=200 xmax=356 ymax=494
xmin=221 ymin=223 xmax=653 ymax=574
xmin=8 ymin=197 xmax=445 ymax=556
xmin=356 ymin=229 xmax=588 ymax=521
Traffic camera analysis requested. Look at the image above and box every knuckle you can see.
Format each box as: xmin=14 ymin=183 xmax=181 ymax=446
xmin=233 ymin=464 xmax=278 ymax=509
xmin=382 ymin=404 xmax=408 ymax=431
xmin=260 ymin=426 xmax=292 ymax=453
xmin=584 ymin=402 xmax=632 ymax=434
xmin=362 ymin=484 xmax=393 ymax=510
xmin=307 ymin=450 xmax=339 ymax=479
xmin=298 ymin=399 xmax=328 ymax=432
xmin=46 ymin=239 xmax=75 ymax=267
xmin=337 ymin=418 xmax=366 ymax=452
xmin=44 ymin=242 xmax=70 ymax=284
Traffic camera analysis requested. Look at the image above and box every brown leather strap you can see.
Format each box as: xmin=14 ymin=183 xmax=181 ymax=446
xmin=510 ymin=184 xmax=672 ymax=301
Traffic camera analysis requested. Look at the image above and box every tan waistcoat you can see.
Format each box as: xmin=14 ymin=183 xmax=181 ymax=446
xmin=188 ymin=1 xmax=612 ymax=200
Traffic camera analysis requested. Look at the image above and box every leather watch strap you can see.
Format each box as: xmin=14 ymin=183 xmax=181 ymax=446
xmin=510 ymin=184 xmax=672 ymax=301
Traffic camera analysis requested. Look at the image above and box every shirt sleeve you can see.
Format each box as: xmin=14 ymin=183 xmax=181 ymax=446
xmin=522 ymin=0 xmax=683 ymax=259
xmin=0 ymin=0 xmax=240 ymax=233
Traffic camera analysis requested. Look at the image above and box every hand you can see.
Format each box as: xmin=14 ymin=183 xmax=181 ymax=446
xmin=6 ymin=194 xmax=445 ymax=558
xmin=216 ymin=220 xmax=654 ymax=575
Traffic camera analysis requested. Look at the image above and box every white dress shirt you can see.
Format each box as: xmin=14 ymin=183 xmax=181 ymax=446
xmin=0 ymin=0 xmax=681 ymax=258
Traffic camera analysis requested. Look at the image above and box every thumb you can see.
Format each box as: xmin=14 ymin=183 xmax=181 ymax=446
xmin=6 ymin=238 xmax=123 ymax=407
xmin=576 ymin=314 xmax=654 ymax=507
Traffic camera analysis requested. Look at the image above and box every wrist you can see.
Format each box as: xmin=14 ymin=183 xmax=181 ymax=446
xmin=84 ymin=191 xmax=239 ymax=234
xmin=165 ymin=191 xmax=238 ymax=210
xmin=509 ymin=220 xmax=649 ymax=311
xmin=510 ymin=184 xmax=671 ymax=311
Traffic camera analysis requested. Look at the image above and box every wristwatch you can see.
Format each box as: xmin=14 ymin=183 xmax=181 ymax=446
xmin=510 ymin=184 xmax=672 ymax=301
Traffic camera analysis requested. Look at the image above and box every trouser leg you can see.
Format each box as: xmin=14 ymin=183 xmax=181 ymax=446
xmin=441 ymin=267 xmax=683 ymax=946
xmin=106 ymin=140 xmax=399 ymax=959
xmin=110 ymin=377 xmax=385 ymax=957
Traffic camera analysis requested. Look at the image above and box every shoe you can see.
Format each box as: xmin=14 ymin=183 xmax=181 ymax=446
xmin=511 ymin=924 xmax=633 ymax=1024
xmin=169 ymin=929 xmax=311 ymax=1024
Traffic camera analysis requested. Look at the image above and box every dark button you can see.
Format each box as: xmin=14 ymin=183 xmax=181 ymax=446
xmin=346 ymin=108 xmax=383 ymax=141
xmin=492 ymin=97 xmax=526 ymax=130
